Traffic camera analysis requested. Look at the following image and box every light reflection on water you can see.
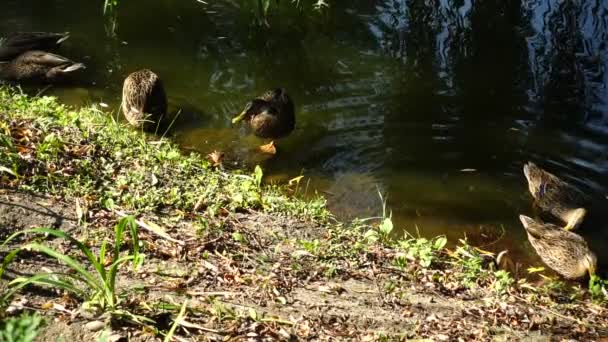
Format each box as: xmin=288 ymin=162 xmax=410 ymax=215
xmin=3 ymin=0 xmax=608 ymax=275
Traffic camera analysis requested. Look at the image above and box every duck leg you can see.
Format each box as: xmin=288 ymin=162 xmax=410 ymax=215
xmin=258 ymin=141 xmax=277 ymax=155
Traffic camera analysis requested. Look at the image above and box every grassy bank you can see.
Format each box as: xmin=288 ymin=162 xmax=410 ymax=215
xmin=0 ymin=86 xmax=606 ymax=341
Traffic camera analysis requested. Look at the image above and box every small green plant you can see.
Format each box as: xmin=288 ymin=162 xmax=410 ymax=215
xmin=589 ymin=275 xmax=608 ymax=301
xmin=395 ymin=236 xmax=447 ymax=268
xmin=452 ymin=241 xmax=486 ymax=288
xmin=210 ymin=300 xmax=236 ymax=321
xmin=492 ymin=270 xmax=514 ymax=295
xmin=0 ymin=313 xmax=44 ymax=342
xmin=363 ymin=190 xmax=395 ymax=243
xmin=299 ymin=239 xmax=321 ymax=254
xmin=1 ymin=216 xmax=144 ymax=313
xmin=232 ymin=232 xmax=246 ymax=244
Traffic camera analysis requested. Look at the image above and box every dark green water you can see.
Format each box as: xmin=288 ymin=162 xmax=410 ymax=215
xmin=3 ymin=0 xmax=608 ymax=276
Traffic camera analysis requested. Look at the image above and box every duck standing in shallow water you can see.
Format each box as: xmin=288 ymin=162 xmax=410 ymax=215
xmin=519 ymin=215 xmax=596 ymax=279
xmin=232 ymin=88 xmax=295 ymax=154
xmin=0 ymin=32 xmax=70 ymax=60
xmin=121 ymin=69 xmax=168 ymax=130
xmin=523 ymin=161 xmax=588 ymax=231
xmin=0 ymin=50 xmax=85 ymax=83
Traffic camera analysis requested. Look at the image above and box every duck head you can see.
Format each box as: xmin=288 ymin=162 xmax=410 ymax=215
xmin=232 ymin=99 xmax=276 ymax=124
xmin=523 ymin=162 xmax=546 ymax=198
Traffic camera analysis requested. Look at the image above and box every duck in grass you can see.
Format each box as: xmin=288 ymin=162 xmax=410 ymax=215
xmin=519 ymin=215 xmax=596 ymax=279
xmin=523 ymin=161 xmax=588 ymax=231
xmin=0 ymin=32 xmax=70 ymax=61
xmin=0 ymin=50 xmax=85 ymax=83
xmin=232 ymin=88 xmax=295 ymax=154
xmin=121 ymin=69 xmax=168 ymax=130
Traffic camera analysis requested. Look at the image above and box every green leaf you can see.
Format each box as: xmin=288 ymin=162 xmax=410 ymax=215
xmin=364 ymin=229 xmax=379 ymax=243
xmin=2 ymin=228 xmax=104 ymax=281
xmin=433 ymin=237 xmax=447 ymax=250
xmin=4 ymin=273 xmax=86 ymax=302
xmin=379 ymin=218 xmax=393 ymax=236
xmin=249 ymin=307 xmax=258 ymax=320
xmin=23 ymin=243 xmax=102 ymax=292
xmin=254 ymin=165 xmax=263 ymax=187
xmin=232 ymin=232 xmax=245 ymax=243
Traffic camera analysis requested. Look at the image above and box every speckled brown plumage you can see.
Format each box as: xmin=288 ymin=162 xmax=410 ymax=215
xmin=519 ymin=215 xmax=596 ymax=279
xmin=121 ymin=69 xmax=168 ymax=130
xmin=523 ymin=162 xmax=588 ymax=230
xmin=0 ymin=50 xmax=85 ymax=82
xmin=233 ymin=88 xmax=295 ymax=139
xmin=0 ymin=32 xmax=69 ymax=61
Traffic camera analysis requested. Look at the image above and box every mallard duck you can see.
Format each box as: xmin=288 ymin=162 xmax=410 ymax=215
xmin=519 ymin=215 xmax=596 ymax=279
xmin=231 ymin=88 xmax=295 ymax=153
xmin=0 ymin=50 xmax=85 ymax=82
xmin=523 ymin=161 xmax=588 ymax=231
xmin=121 ymin=69 xmax=168 ymax=130
xmin=0 ymin=32 xmax=70 ymax=60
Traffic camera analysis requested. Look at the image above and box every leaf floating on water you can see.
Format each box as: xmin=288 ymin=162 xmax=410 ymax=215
xmin=258 ymin=141 xmax=276 ymax=155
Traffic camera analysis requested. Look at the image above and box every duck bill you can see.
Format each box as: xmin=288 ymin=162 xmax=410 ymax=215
xmin=231 ymin=110 xmax=247 ymax=124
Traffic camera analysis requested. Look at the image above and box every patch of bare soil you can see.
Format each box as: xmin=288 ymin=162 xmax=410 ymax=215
xmin=0 ymin=189 xmax=78 ymax=239
xmin=1 ymin=190 xmax=607 ymax=341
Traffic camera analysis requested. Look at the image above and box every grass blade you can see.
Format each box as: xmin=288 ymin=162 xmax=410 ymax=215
xmin=4 ymin=273 xmax=86 ymax=302
xmin=23 ymin=243 xmax=102 ymax=292
xmin=2 ymin=228 xmax=105 ymax=278
xmin=163 ymin=300 xmax=188 ymax=342
xmin=0 ymin=247 xmax=22 ymax=279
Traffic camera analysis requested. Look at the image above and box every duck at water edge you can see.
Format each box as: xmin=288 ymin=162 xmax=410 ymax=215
xmin=121 ymin=69 xmax=168 ymax=131
xmin=519 ymin=215 xmax=596 ymax=279
xmin=0 ymin=50 xmax=85 ymax=83
xmin=0 ymin=32 xmax=70 ymax=60
xmin=232 ymin=88 xmax=295 ymax=154
xmin=523 ymin=161 xmax=588 ymax=231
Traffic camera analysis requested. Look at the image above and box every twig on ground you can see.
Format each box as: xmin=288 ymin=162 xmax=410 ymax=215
xmin=186 ymin=291 xmax=240 ymax=297
xmin=511 ymin=294 xmax=589 ymax=327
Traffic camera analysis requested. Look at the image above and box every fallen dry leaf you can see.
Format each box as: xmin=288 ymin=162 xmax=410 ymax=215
xmin=207 ymin=150 xmax=224 ymax=167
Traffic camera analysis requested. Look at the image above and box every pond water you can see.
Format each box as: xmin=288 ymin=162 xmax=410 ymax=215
xmin=3 ymin=0 xmax=608 ymax=277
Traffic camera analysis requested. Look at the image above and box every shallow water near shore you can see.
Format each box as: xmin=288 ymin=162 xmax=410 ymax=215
xmin=3 ymin=0 xmax=608 ymax=274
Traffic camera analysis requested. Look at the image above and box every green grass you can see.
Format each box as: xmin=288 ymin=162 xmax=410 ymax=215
xmin=0 ymin=86 xmax=328 ymax=221
xmin=0 ymin=313 xmax=43 ymax=342
xmin=1 ymin=217 xmax=143 ymax=316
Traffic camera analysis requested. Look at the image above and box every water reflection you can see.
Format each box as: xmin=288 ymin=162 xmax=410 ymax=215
xmin=2 ymin=0 xmax=608 ymax=273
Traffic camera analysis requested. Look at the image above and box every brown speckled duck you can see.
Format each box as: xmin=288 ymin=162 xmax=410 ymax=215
xmin=121 ymin=69 xmax=168 ymax=130
xmin=0 ymin=32 xmax=70 ymax=61
xmin=0 ymin=50 xmax=85 ymax=82
xmin=232 ymin=88 xmax=295 ymax=153
xmin=519 ymin=215 xmax=596 ymax=279
xmin=523 ymin=161 xmax=588 ymax=231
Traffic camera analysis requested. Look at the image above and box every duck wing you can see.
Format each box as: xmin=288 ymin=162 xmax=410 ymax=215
xmin=3 ymin=32 xmax=69 ymax=48
xmin=19 ymin=51 xmax=73 ymax=66
xmin=0 ymin=32 xmax=69 ymax=60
